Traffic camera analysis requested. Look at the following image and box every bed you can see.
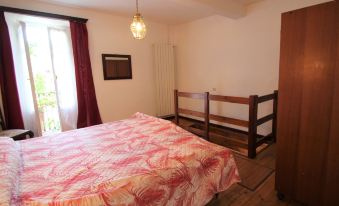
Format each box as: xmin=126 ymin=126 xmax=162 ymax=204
xmin=0 ymin=113 xmax=240 ymax=206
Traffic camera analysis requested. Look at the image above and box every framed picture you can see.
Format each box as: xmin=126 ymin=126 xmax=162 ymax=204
xmin=102 ymin=54 xmax=132 ymax=80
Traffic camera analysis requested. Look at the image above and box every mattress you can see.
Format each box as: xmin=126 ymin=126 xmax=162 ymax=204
xmin=0 ymin=113 xmax=240 ymax=206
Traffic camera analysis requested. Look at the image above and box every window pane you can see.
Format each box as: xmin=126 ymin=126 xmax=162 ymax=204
xmin=49 ymin=29 xmax=78 ymax=131
xmin=25 ymin=23 xmax=61 ymax=135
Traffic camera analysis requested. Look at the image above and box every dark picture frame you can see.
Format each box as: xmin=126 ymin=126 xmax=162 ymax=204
xmin=102 ymin=54 xmax=132 ymax=80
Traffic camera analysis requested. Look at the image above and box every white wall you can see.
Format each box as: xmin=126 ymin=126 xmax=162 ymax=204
xmin=0 ymin=0 xmax=169 ymax=122
xmin=170 ymin=0 xmax=331 ymax=134
xmin=0 ymin=0 xmax=332 ymax=128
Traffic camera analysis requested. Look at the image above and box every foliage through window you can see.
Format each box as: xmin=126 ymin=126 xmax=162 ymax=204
xmin=6 ymin=13 xmax=78 ymax=136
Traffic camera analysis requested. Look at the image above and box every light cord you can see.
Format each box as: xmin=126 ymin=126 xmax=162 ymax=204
xmin=136 ymin=0 xmax=139 ymax=13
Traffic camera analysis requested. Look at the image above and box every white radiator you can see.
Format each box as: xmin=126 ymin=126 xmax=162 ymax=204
xmin=153 ymin=43 xmax=176 ymax=117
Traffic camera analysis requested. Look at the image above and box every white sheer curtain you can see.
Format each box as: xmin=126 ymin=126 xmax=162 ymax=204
xmin=49 ymin=29 xmax=78 ymax=131
xmin=6 ymin=14 xmax=41 ymax=136
xmin=5 ymin=13 xmax=78 ymax=136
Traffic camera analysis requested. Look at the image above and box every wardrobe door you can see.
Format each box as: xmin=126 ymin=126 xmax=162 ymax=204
xmin=322 ymin=3 xmax=339 ymax=205
xmin=276 ymin=7 xmax=306 ymax=200
xmin=294 ymin=2 xmax=337 ymax=204
xmin=276 ymin=1 xmax=338 ymax=205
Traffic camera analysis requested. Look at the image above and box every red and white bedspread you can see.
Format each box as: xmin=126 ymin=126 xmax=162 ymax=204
xmin=0 ymin=113 xmax=240 ymax=206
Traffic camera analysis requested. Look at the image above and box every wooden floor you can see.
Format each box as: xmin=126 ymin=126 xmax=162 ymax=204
xmin=207 ymin=145 xmax=300 ymax=206
xmin=173 ymin=118 xmax=300 ymax=206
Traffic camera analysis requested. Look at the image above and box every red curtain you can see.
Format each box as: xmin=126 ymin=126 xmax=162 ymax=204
xmin=70 ymin=21 xmax=102 ymax=128
xmin=0 ymin=11 xmax=24 ymax=129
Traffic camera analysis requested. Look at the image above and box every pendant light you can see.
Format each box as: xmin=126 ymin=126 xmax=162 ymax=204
xmin=130 ymin=0 xmax=147 ymax=40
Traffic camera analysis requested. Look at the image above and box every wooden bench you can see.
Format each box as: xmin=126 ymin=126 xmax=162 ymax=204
xmin=174 ymin=90 xmax=278 ymax=158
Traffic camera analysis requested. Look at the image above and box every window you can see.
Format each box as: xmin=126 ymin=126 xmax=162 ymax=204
xmin=6 ymin=13 xmax=78 ymax=136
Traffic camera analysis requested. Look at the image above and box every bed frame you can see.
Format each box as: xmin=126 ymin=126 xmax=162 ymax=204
xmin=174 ymin=90 xmax=278 ymax=158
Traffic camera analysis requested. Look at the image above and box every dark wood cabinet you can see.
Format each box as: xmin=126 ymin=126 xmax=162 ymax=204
xmin=276 ymin=1 xmax=339 ymax=205
xmin=106 ymin=60 xmax=131 ymax=78
xmin=102 ymin=54 xmax=132 ymax=80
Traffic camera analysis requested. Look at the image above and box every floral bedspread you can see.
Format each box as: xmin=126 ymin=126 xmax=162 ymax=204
xmin=0 ymin=113 xmax=240 ymax=206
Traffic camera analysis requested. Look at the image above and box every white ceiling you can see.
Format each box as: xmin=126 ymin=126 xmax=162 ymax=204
xmin=35 ymin=0 xmax=262 ymax=24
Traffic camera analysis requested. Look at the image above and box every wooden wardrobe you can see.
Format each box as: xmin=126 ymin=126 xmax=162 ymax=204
xmin=276 ymin=1 xmax=338 ymax=206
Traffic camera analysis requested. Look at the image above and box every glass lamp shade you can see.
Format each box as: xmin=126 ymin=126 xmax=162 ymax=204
xmin=130 ymin=13 xmax=147 ymax=40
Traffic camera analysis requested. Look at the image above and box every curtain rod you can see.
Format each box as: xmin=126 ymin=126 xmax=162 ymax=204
xmin=0 ymin=6 xmax=88 ymax=23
